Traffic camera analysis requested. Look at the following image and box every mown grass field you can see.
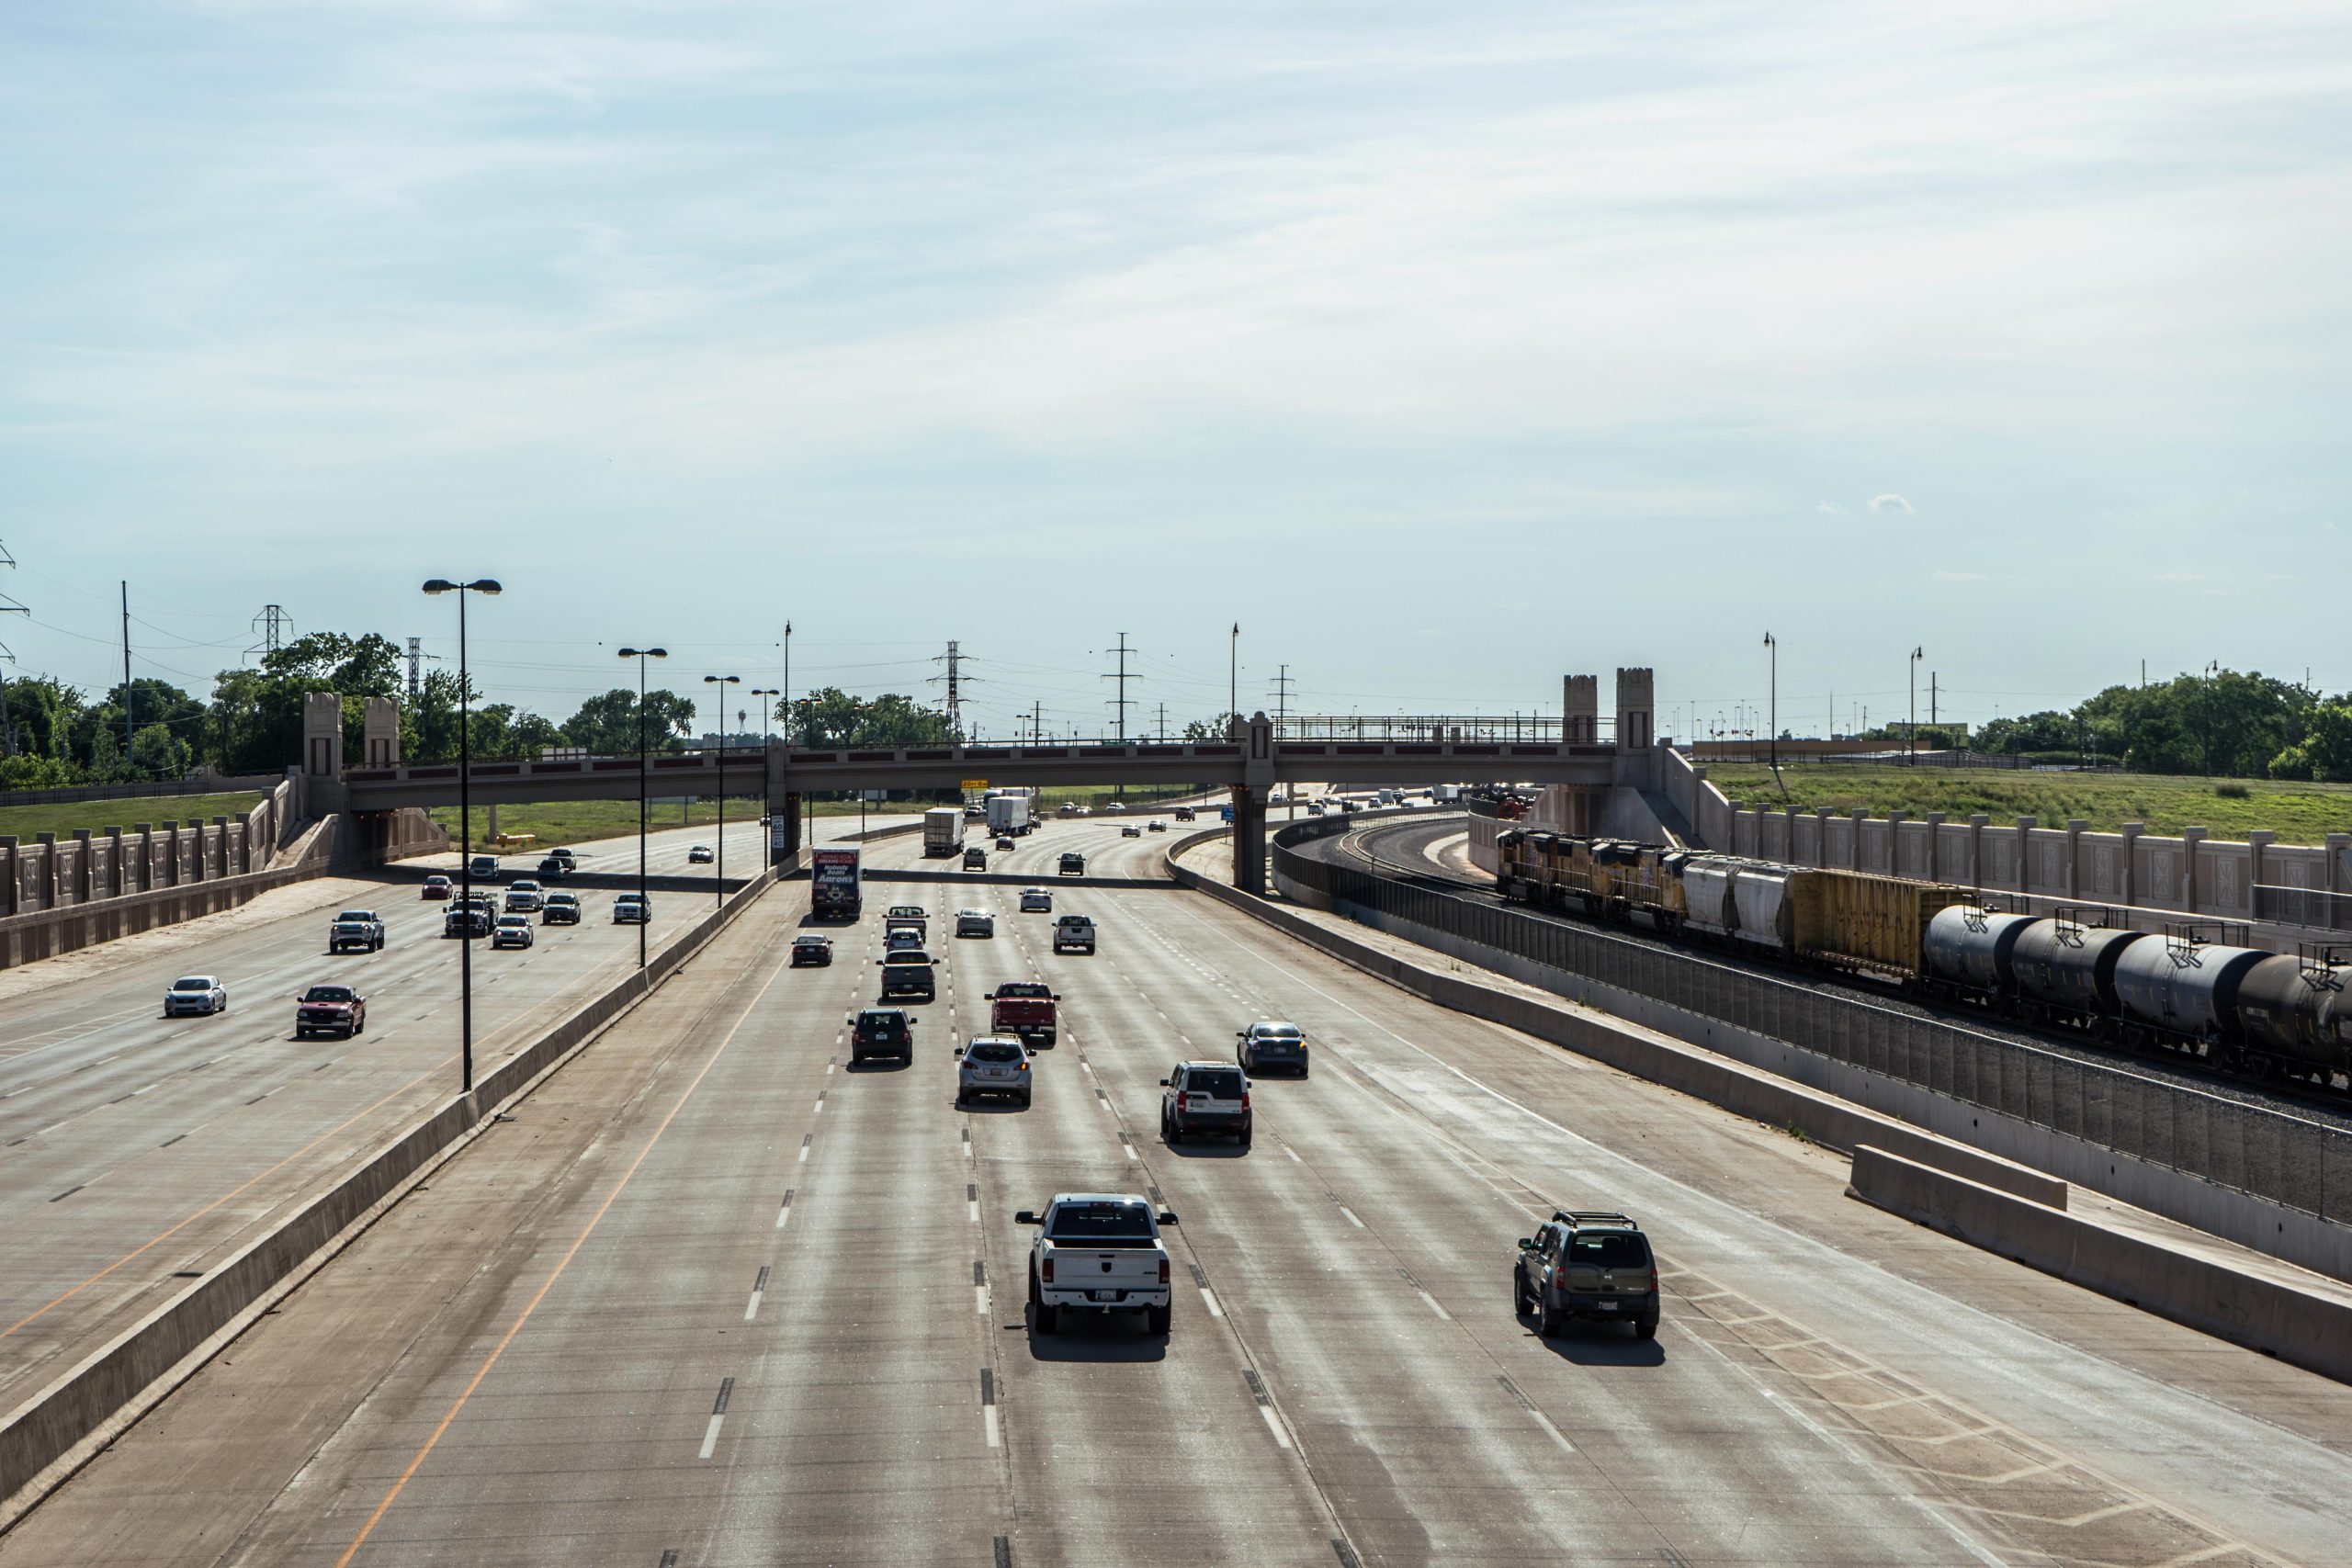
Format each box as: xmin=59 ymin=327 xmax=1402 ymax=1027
xmin=1700 ymin=763 xmax=2352 ymax=845
xmin=0 ymin=791 xmax=265 ymax=844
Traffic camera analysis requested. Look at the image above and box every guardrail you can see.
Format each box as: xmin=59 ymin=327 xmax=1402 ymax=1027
xmin=1271 ymin=822 xmax=2352 ymax=1237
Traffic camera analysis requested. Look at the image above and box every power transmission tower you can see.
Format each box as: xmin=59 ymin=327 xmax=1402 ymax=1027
xmin=0 ymin=542 xmax=26 ymax=756
xmin=408 ymin=637 xmax=424 ymax=701
xmin=247 ymin=604 xmax=292 ymax=664
xmin=1101 ymin=633 xmax=1136 ymax=742
xmin=1157 ymin=702 xmax=1167 ymax=741
xmin=1269 ymin=664 xmax=1297 ymax=733
xmin=929 ymin=640 xmax=978 ymax=736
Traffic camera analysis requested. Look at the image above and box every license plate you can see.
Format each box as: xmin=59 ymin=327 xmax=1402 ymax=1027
xmin=1093 ymin=1290 xmax=1121 ymax=1303
xmin=1597 ymin=1301 xmax=1618 ymax=1312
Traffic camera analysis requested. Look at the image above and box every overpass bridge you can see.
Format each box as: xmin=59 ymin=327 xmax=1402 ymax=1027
xmin=311 ymin=671 xmax=1665 ymax=893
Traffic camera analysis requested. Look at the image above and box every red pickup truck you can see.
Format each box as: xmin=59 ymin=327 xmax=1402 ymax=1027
xmin=990 ymin=980 xmax=1059 ymax=1045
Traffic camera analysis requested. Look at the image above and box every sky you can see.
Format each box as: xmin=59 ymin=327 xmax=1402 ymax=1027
xmin=3 ymin=0 xmax=2347 ymax=743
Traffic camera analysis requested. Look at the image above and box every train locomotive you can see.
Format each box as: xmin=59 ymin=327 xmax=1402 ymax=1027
xmin=1495 ymin=829 xmax=2352 ymax=1088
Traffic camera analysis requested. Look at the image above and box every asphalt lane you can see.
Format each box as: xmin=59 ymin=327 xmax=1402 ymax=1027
xmin=6 ymin=829 xmax=2349 ymax=1565
xmin=0 ymin=814 xmax=870 ymax=1410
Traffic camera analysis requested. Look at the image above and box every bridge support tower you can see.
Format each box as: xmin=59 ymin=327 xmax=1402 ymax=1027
xmin=1231 ymin=710 xmax=1276 ymax=895
xmin=777 ymin=791 xmax=803 ymax=862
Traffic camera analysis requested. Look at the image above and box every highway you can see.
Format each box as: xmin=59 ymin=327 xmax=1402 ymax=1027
xmin=5 ymin=811 xmax=2348 ymax=1566
xmin=0 ymin=813 xmax=859 ymax=1414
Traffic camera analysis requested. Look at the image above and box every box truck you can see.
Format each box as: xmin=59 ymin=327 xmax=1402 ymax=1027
xmin=810 ymin=847 xmax=863 ymax=919
xmin=986 ymin=791 xmax=1036 ymax=837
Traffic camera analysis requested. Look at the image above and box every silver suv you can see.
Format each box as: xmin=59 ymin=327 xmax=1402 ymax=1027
xmin=1159 ymin=1061 xmax=1250 ymax=1148
xmin=1514 ymin=1211 xmax=1658 ymax=1340
xmin=956 ymin=1035 xmax=1033 ymax=1107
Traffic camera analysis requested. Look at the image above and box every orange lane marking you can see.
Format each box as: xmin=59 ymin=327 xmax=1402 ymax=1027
xmin=335 ymin=948 xmax=790 ymax=1566
xmin=2 ymin=1056 xmax=458 ymax=1343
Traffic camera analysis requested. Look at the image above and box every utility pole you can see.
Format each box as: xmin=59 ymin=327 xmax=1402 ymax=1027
xmin=121 ymin=581 xmax=136 ymax=773
xmin=1157 ymin=702 xmax=1167 ymax=741
xmin=1907 ymin=647 xmax=1923 ymax=765
xmin=1102 ymin=633 xmax=1136 ymax=742
xmin=1270 ymin=664 xmax=1296 ymax=732
xmin=1763 ymin=631 xmax=1778 ymax=771
xmin=1031 ymin=701 xmax=1043 ymax=747
xmin=0 ymin=542 xmax=25 ymax=756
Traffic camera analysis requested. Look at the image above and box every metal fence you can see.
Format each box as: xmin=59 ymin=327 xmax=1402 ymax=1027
xmin=1273 ymin=829 xmax=2352 ymax=1224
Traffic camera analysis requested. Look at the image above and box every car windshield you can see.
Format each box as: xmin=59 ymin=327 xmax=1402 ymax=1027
xmin=1187 ymin=1069 xmax=1245 ymax=1097
xmin=303 ymin=987 xmax=354 ymax=1003
xmin=1047 ymin=1201 xmax=1154 ymax=1241
xmin=171 ymin=978 xmax=213 ymax=992
xmin=1566 ymin=1233 xmax=1651 ymax=1269
xmin=499 ymin=916 xmax=526 ymax=925
xmin=968 ymin=1043 xmax=1023 ymax=1064
xmin=883 ymin=951 xmax=931 ymax=965
xmin=336 ymin=911 xmax=370 ymax=921
xmin=548 ymin=894 xmax=576 ymax=904
xmin=859 ymin=1012 xmax=906 ymax=1034
xmin=794 ymin=936 xmax=826 ymax=946
xmin=997 ymin=983 xmax=1049 ymax=998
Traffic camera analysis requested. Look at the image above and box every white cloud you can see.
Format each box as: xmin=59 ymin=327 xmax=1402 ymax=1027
xmin=1870 ymin=494 xmax=1915 ymax=513
xmin=1815 ymin=501 xmax=1842 ymax=513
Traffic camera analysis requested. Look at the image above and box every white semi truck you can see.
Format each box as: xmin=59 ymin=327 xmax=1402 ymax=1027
xmin=922 ymin=807 xmax=967 ymax=857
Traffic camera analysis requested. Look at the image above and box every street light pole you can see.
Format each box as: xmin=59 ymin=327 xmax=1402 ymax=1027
xmin=1763 ymin=631 xmax=1778 ymax=773
xmin=422 ymin=577 xmax=502 ymax=1095
xmin=751 ymin=686 xmax=779 ymax=866
xmin=782 ymin=621 xmax=792 ymax=745
xmin=1229 ymin=622 xmax=1239 ymax=738
xmin=617 ymin=645 xmax=668 ymax=966
xmin=1909 ymin=646 xmax=1924 ymax=766
xmin=704 ymin=674 xmax=741 ymax=908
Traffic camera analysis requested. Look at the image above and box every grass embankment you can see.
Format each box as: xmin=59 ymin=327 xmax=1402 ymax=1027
xmin=0 ymin=791 xmax=265 ymax=844
xmin=1701 ymin=764 xmax=2352 ymax=845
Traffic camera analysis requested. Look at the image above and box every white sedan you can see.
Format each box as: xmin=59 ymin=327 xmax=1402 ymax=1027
xmin=164 ymin=975 xmax=227 ymax=1017
xmin=956 ymin=909 xmax=996 ymax=939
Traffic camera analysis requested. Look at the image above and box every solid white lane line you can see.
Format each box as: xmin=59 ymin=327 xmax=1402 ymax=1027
xmin=745 ymin=1265 xmax=769 ymax=1321
xmin=1121 ymin=1137 xmax=1137 ymax=1162
xmin=976 ymin=1284 xmax=989 ymax=1315
xmin=1338 ymin=1205 xmax=1365 ymax=1229
xmin=1283 ymin=1145 xmax=1302 ymax=1163
xmin=1199 ymin=1288 xmax=1224 ymax=1318
xmin=698 ymin=1415 xmax=725 ymax=1460
xmin=983 ymin=1406 xmax=1001 ymax=1448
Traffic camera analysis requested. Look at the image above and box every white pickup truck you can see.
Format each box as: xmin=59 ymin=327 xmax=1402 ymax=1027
xmin=1052 ymin=914 xmax=1096 ymax=954
xmin=1016 ymin=1193 xmax=1179 ymax=1336
xmin=327 ymin=909 xmax=386 ymax=953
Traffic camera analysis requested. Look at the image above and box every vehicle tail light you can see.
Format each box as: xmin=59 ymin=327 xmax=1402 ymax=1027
xmin=1159 ymin=1258 xmax=1170 ymax=1283
xmin=1042 ymin=1257 xmax=1055 ymax=1284
xmin=1553 ymin=1266 xmax=1567 ymax=1289
xmin=1648 ymin=1266 xmax=1659 ymax=1294
xmin=1018 ymin=1059 xmax=1030 ymax=1071
xmin=1177 ymin=1092 xmax=1189 ymax=1111
xmin=1240 ymin=1090 xmax=1250 ymax=1111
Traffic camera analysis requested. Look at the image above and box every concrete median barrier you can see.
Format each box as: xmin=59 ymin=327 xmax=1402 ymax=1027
xmin=1850 ymin=1145 xmax=2352 ymax=1384
xmin=0 ymin=863 xmax=780 ymax=1529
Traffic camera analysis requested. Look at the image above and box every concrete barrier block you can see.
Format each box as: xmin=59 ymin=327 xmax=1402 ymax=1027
xmin=1851 ymin=1145 xmax=2352 ymax=1384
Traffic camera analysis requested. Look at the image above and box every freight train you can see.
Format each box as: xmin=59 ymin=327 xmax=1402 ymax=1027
xmin=1495 ymin=829 xmax=2352 ymax=1088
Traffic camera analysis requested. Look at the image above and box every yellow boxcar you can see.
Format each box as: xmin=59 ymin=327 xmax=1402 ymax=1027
xmin=1790 ymin=870 xmax=1973 ymax=979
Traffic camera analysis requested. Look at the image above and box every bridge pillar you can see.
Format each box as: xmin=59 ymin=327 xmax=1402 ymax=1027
xmin=1564 ymin=675 xmax=1599 ymax=744
xmin=304 ymin=692 xmax=344 ymax=780
xmin=1233 ymin=710 xmax=1275 ymax=895
xmin=778 ymin=792 xmax=804 ymax=862
xmin=363 ymin=695 xmax=400 ymax=768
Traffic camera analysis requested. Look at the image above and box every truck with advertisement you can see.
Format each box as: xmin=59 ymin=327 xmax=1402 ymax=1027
xmin=986 ymin=789 xmax=1036 ymax=837
xmin=922 ymin=807 xmax=966 ymax=857
xmin=809 ymin=846 xmax=862 ymax=920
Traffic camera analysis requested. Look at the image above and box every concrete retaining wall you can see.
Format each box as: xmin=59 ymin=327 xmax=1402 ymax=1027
xmin=0 ymin=862 xmax=773 ymax=1523
xmin=0 ymin=794 xmax=444 ymax=971
xmin=1851 ymin=1145 xmax=2352 ymax=1384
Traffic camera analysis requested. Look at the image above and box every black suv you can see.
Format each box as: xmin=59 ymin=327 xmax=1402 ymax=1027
xmin=1514 ymin=1211 xmax=1657 ymax=1339
xmin=849 ymin=1008 xmax=914 ymax=1064
xmin=1159 ymin=1061 xmax=1251 ymax=1148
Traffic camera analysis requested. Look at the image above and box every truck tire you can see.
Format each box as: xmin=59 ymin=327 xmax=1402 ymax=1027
xmin=1147 ymin=1303 xmax=1171 ymax=1336
xmin=1537 ymin=1297 xmax=1563 ymax=1337
xmin=1512 ymin=1267 xmax=1531 ymax=1315
xmin=1634 ymin=1314 xmax=1658 ymax=1341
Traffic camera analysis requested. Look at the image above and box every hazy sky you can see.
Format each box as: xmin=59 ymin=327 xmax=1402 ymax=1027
xmin=5 ymin=1 xmax=2346 ymax=741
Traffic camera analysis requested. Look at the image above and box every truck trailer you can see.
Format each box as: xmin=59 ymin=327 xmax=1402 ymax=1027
xmin=922 ymin=807 xmax=966 ymax=857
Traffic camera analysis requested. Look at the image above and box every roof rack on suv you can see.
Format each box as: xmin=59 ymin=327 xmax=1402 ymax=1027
xmin=1551 ymin=1210 xmax=1640 ymax=1229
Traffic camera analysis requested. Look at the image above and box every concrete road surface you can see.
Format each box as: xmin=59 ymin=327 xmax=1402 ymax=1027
xmin=7 ymin=818 xmax=2349 ymax=1566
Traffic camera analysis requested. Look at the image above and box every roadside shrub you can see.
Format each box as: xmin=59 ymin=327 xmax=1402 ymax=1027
xmin=2268 ymin=746 xmax=2314 ymax=783
xmin=2214 ymin=782 xmax=2251 ymax=799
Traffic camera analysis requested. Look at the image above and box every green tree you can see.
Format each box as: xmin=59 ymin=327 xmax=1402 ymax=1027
xmin=1182 ymin=712 xmax=1238 ymax=742
xmin=786 ymin=687 xmax=956 ymax=748
xmin=2303 ymin=701 xmax=2352 ymax=783
xmin=207 ymin=632 xmax=406 ymax=773
xmin=2 ymin=673 xmax=85 ymax=764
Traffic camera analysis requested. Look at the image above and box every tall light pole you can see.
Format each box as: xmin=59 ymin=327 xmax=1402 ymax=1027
xmin=1909 ymin=646 xmax=1924 ymax=765
xmin=422 ymin=577 xmax=501 ymax=1095
xmin=782 ymin=621 xmax=793 ymax=745
xmin=704 ymin=674 xmax=741 ymax=907
xmin=1762 ymin=631 xmax=1778 ymax=772
xmin=1229 ymin=622 xmax=1239 ymax=738
xmin=617 ymin=645 xmax=668 ymax=967
xmin=751 ymin=686 xmax=779 ymax=863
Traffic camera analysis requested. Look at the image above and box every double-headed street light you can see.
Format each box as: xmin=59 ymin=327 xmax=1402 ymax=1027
xmin=422 ymin=577 xmax=501 ymax=1095
xmin=617 ymin=646 xmax=668 ymax=967
xmin=1762 ymin=631 xmax=1778 ymax=773
xmin=704 ymin=674 xmax=741 ymax=906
